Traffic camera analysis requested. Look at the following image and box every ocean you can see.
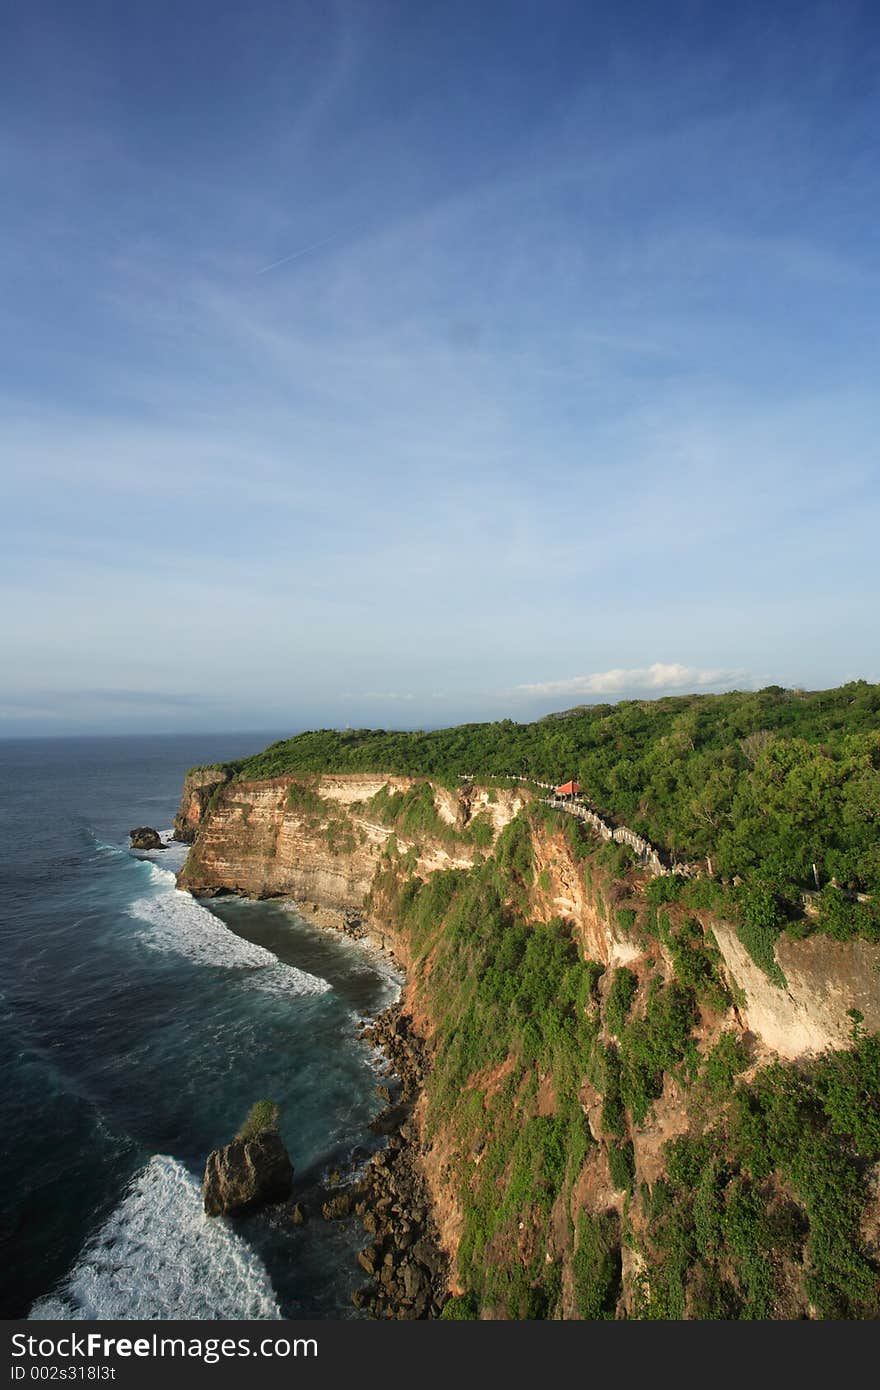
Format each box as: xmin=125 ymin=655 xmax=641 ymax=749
xmin=0 ymin=733 xmax=401 ymax=1319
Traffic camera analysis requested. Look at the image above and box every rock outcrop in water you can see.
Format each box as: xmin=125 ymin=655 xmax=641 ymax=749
xmin=203 ymin=1127 xmax=294 ymax=1217
xmin=129 ymin=826 xmax=165 ymax=850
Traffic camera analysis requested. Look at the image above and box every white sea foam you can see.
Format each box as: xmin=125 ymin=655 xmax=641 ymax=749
xmin=145 ymin=860 xmax=184 ymax=889
xmin=145 ymin=832 xmax=189 ymax=874
xmin=29 ymin=1155 xmax=281 ymax=1320
xmin=128 ymin=879 xmax=330 ymax=996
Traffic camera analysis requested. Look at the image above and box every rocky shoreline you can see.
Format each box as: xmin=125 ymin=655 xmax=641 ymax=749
xmin=350 ymin=1004 xmax=449 ymax=1318
xmin=303 ymin=1003 xmax=448 ymax=1317
xmin=177 ymin=877 xmax=449 ymax=1318
xmin=283 ymin=900 xmax=449 ymax=1318
xmin=291 ymin=898 xmax=400 ymax=958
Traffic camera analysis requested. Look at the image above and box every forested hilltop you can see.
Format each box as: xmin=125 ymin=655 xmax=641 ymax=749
xmin=210 ymin=681 xmax=880 ymax=950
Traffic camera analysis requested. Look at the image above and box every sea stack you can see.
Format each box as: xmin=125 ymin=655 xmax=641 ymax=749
xmin=203 ymin=1101 xmax=294 ymax=1217
xmin=129 ymin=827 xmax=165 ymax=850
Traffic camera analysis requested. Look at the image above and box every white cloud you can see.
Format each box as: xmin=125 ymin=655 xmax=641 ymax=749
xmin=516 ymin=662 xmax=750 ymax=699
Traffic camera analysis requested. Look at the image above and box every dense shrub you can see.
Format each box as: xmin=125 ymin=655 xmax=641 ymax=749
xmin=639 ymin=1037 xmax=880 ymax=1320
xmin=663 ymin=919 xmax=731 ymax=1010
xmin=645 ymin=875 xmax=687 ymax=905
xmin=702 ymin=1032 xmax=750 ymax=1099
xmin=735 ymin=886 xmax=787 ymax=985
xmin=572 ymin=1212 xmax=622 ymax=1318
xmin=605 ymin=967 xmax=638 ymax=1038
xmin=439 ymin=1293 xmax=478 ymax=1319
xmin=371 ymin=797 xmax=880 ymax=1320
xmin=608 ymin=1140 xmax=635 ymax=1192
xmin=236 ymin=1099 xmax=279 ymax=1140
xmin=619 ymin=984 xmax=697 ymax=1124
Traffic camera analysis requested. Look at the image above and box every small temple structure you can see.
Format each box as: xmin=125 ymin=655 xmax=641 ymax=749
xmin=554 ymin=780 xmax=580 ymax=797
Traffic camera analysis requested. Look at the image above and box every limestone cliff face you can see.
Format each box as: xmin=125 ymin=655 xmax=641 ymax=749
xmin=529 ymin=826 xmax=641 ymax=967
xmin=177 ymin=773 xmax=527 ymax=909
xmin=527 ymin=821 xmax=880 ymax=1059
xmin=712 ymin=921 xmax=880 ymax=1058
xmin=173 ymin=766 xmax=231 ymax=844
xmin=178 ymin=773 xmax=880 ymax=1056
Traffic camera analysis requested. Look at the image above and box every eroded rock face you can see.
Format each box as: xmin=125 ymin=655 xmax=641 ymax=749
xmin=129 ymin=827 xmax=165 ymax=850
xmin=173 ymin=768 xmax=230 ymax=844
xmin=203 ymin=1131 xmax=294 ymax=1216
xmin=712 ymin=920 xmax=880 ymax=1058
xmin=176 ymin=774 xmax=502 ymax=906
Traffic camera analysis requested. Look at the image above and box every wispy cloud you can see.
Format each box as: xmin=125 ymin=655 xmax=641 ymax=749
xmin=515 ymin=663 xmax=750 ymax=700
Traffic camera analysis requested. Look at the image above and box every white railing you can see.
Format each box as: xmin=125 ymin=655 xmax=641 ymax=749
xmin=456 ymin=771 xmax=687 ymax=878
xmin=456 ymin=772 xmax=860 ymax=898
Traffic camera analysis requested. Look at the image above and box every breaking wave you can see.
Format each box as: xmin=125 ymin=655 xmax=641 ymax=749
xmin=127 ymin=872 xmax=330 ymax=996
xmin=29 ymin=1155 xmax=281 ymax=1320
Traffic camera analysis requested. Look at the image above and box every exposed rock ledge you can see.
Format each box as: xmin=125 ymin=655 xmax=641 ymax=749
xmin=713 ymin=920 xmax=880 ymax=1058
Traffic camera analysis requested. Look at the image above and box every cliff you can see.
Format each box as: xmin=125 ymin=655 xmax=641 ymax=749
xmin=178 ymin=773 xmax=528 ymax=919
xmin=175 ymin=771 xmax=880 ymax=1319
xmin=173 ymin=765 xmax=231 ymax=844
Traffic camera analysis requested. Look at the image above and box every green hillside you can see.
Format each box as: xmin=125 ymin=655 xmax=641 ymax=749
xmin=211 ymin=681 xmax=880 ymax=944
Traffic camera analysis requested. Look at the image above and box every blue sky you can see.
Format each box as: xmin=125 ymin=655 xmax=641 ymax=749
xmin=2 ymin=0 xmax=878 ymax=735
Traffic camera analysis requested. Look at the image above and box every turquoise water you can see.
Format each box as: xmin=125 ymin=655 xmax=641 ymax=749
xmin=0 ymin=734 xmax=399 ymax=1319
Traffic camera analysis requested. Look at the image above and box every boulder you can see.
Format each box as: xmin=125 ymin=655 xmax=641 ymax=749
xmin=130 ymin=827 xmax=165 ymax=850
xmin=322 ymin=1191 xmax=354 ymax=1220
xmin=369 ymin=1102 xmax=409 ymax=1136
xmin=203 ymin=1130 xmax=294 ymax=1216
xmin=402 ymin=1262 xmax=427 ymax=1302
xmin=358 ymin=1243 xmax=383 ymax=1276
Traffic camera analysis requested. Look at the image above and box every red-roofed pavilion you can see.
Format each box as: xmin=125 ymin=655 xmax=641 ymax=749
xmin=555 ymin=780 xmax=580 ymax=796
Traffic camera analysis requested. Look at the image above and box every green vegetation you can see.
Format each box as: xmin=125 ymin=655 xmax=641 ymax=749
xmin=282 ymin=778 xmax=358 ymax=854
xmin=657 ymin=915 xmax=732 ymax=1010
xmin=607 ymin=1140 xmax=635 ymax=1193
xmin=638 ymin=1036 xmax=880 ymax=1319
xmin=366 ymin=781 xmax=493 ymax=851
xmin=221 ymin=681 xmax=880 ymax=948
xmin=285 ymin=780 xmax=325 ymax=815
xmin=735 ymin=886 xmax=788 ymax=986
xmin=236 ymin=1099 xmax=279 ymax=1141
xmin=370 ymin=803 xmax=877 ymax=1320
xmin=618 ymin=982 xmax=697 ymax=1124
xmin=701 ymin=1031 xmax=750 ymax=1100
xmin=572 ymin=1212 xmax=622 ymax=1318
xmin=439 ymin=1293 xmax=479 ymax=1319
xmin=371 ymin=827 xmax=599 ymax=1318
xmin=604 ymin=967 xmax=638 ymax=1037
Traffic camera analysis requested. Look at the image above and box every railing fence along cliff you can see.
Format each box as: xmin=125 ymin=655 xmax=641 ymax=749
xmin=456 ymin=774 xmax=868 ymax=906
xmin=457 ymin=772 xmax=698 ymax=880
